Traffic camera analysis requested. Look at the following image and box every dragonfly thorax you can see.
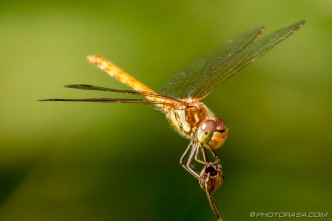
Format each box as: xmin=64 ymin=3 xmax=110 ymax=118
xmin=167 ymin=100 xmax=227 ymax=150
xmin=167 ymin=101 xmax=211 ymax=139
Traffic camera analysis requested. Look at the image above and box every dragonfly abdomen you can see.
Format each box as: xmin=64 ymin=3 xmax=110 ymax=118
xmin=87 ymin=55 xmax=154 ymax=93
xmin=87 ymin=55 xmax=174 ymax=111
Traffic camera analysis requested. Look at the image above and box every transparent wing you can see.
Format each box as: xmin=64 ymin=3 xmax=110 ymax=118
xmin=64 ymin=84 xmax=180 ymax=102
xmin=159 ymin=20 xmax=305 ymax=99
xmin=39 ymin=84 xmax=182 ymax=105
xmin=39 ymin=97 xmax=161 ymax=104
xmin=158 ymin=24 xmax=265 ymax=98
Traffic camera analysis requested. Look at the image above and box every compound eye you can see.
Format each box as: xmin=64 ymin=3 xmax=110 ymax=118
xmin=198 ymin=120 xmax=217 ymax=145
xmin=201 ymin=119 xmax=218 ymax=133
xmin=198 ymin=118 xmax=228 ymax=150
xmin=215 ymin=119 xmax=227 ymax=133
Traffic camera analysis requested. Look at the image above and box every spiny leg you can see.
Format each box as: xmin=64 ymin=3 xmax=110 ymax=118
xmin=194 ymin=146 xmax=208 ymax=164
xmin=180 ymin=142 xmax=200 ymax=179
xmin=209 ymin=149 xmax=221 ymax=163
xmin=194 ymin=146 xmax=221 ymax=165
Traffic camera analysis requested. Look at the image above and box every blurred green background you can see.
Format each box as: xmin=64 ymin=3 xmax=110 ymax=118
xmin=0 ymin=0 xmax=331 ymax=220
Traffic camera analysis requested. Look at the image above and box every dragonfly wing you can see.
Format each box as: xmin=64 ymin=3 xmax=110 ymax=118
xmin=159 ymin=24 xmax=265 ymax=98
xmin=39 ymin=97 xmax=162 ymax=104
xmin=64 ymin=84 xmax=181 ymax=102
xmin=159 ymin=20 xmax=304 ymax=99
xmin=189 ymin=20 xmax=305 ymax=99
xmin=40 ymin=84 xmax=184 ymax=108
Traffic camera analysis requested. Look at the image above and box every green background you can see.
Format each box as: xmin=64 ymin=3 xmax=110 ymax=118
xmin=0 ymin=1 xmax=331 ymax=221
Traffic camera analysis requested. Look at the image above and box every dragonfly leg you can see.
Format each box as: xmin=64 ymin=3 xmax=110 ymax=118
xmin=194 ymin=146 xmax=208 ymax=164
xmin=180 ymin=142 xmax=200 ymax=179
xmin=179 ymin=141 xmax=192 ymax=165
xmin=194 ymin=146 xmax=221 ymax=165
xmin=209 ymin=149 xmax=221 ymax=163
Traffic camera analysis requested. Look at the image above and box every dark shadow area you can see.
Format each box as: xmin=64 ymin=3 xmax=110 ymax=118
xmin=0 ymin=161 xmax=37 ymax=206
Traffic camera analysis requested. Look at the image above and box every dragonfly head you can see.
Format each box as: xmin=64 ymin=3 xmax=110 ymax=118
xmin=197 ymin=119 xmax=228 ymax=150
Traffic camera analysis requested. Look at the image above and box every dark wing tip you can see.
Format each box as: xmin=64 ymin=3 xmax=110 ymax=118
xmin=64 ymin=84 xmax=91 ymax=89
xmin=292 ymin=20 xmax=305 ymax=33
xmin=39 ymin=99 xmax=68 ymax=102
xmin=256 ymin=25 xmax=265 ymax=37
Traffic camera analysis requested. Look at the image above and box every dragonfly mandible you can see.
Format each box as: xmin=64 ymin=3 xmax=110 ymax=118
xmin=41 ymin=20 xmax=304 ymax=180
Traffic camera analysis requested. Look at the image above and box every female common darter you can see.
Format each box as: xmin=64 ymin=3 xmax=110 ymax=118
xmin=41 ymin=20 xmax=305 ymax=221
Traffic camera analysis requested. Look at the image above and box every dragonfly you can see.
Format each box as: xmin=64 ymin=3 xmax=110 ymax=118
xmin=41 ymin=20 xmax=304 ymax=220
